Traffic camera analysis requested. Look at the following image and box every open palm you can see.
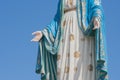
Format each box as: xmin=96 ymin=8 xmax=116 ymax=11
xmin=31 ymin=31 xmax=43 ymax=42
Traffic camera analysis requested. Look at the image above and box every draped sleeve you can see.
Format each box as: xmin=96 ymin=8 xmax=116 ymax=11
xmin=89 ymin=0 xmax=108 ymax=80
xmin=89 ymin=0 xmax=103 ymax=21
xmin=77 ymin=0 xmax=108 ymax=79
xmin=35 ymin=1 xmax=62 ymax=80
xmin=41 ymin=0 xmax=61 ymax=54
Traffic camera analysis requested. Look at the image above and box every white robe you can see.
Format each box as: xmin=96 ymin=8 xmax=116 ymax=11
xmin=57 ymin=0 xmax=96 ymax=80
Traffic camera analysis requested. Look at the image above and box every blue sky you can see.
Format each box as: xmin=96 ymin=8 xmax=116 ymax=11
xmin=0 ymin=0 xmax=119 ymax=80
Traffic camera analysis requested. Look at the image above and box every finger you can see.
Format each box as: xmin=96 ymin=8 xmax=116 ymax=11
xmin=31 ymin=39 xmax=39 ymax=42
xmin=32 ymin=31 xmax=39 ymax=35
xmin=32 ymin=31 xmax=41 ymax=35
xmin=32 ymin=36 xmax=41 ymax=40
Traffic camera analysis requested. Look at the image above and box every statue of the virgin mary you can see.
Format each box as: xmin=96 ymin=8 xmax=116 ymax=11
xmin=31 ymin=0 xmax=108 ymax=80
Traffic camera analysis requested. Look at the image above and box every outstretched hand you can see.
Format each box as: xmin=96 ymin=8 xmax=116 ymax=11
xmin=93 ymin=18 xmax=100 ymax=30
xmin=31 ymin=31 xmax=43 ymax=42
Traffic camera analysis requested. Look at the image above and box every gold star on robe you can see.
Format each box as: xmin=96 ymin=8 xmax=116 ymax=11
xmin=70 ymin=34 xmax=74 ymax=41
xmin=69 ymin=0 xmax=73 ymax=6
xmin=74 ymin=51 xmax=80 ymax=58
xmin=65 ymin=66 xmax=69 ymax=73
xmin=88 ymin=64 xmax=93 ymax=71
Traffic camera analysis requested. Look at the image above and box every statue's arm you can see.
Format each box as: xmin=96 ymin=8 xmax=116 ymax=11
xmin=31 ymin=1 xmax=61 ymax=42
xmin=90 ymin=0 xmax=103 ymax=18
xmin=35 ymin=1 xmax=61 ymax=74
xmin=42 ymin=1 xmax=61 ymax=39
xmin=90 ymin=0 xmax=104 ymax=29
